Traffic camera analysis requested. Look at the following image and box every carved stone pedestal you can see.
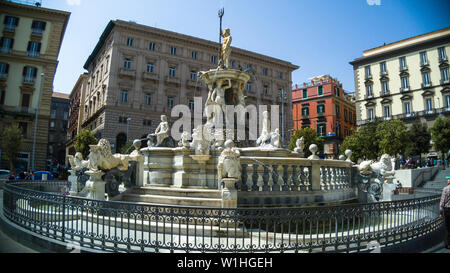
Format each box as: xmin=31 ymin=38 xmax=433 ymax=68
xmin=84 ymin=170 xmax=106 ymax=201
xmin=190 ymin=155 xmax=211 ymax=188
xmin=221 ymin=178 xmax=238 ymax=208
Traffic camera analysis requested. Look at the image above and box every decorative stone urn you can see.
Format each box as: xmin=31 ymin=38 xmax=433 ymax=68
xmin=308 ymin=144 xmax=320 ymax=160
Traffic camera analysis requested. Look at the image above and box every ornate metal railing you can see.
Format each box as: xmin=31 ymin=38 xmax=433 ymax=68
xmin=2 ymin=181 xmax=442 ymax=253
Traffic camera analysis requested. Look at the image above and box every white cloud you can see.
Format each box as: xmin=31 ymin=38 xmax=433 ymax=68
xmin=67 ymin=0 xmax=81 ymax=6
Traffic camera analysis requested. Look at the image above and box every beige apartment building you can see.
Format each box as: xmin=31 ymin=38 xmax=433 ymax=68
xmin=81 ymin=20 xmax=298 ymax=153
xmin=0 ymin=1 xmax=70 ymax=171
xmin=350 ymin=27 xmax=450 ymax=128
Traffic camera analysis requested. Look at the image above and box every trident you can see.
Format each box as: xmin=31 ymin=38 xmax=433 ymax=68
xmin=218 ymin=7 xmax=224 ymax=65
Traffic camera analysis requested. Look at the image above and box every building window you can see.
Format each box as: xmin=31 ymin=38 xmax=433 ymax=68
xmin=317 ymin=104 xmax=325 ymax=114
xmin=27 ymin=41 xmax=41 ymax=57
xmin=441 ymin=67 xmax=449 ymax=83
xmin=302 ymin=107 xmax=309 ymax=117
xmin=170 ymin=46 xmax=177 ymax=55
xmin=344 ymin=109 xmax=348 ymax=122
xmin=189 ymin=99 xmax=194 ymax=111
xmin=143 ymin=119 xmax=152 ymax=127
xmin=318 ymin=86 xmax=323 ymax=96
xmin=121 ymin=90 xmax=128 ymax=103
xmin=0 ymin=63 xmax=9 ymax=78
xmin=334 ymin=86 xmax=340 ymax=97
xmin=420 ymin=51 xmax=428 ymax=65
xmin=230 ymin=60 xmax=235 ymax=68
xmin=317 ymin=123 xmax=326 ymax=137
xmin=400 ymin=57 xmax=407 ymax=70
xmin=335 ymin=104 xmax=340 ymax=118
xmin=425 ymin=98 xmax=433 ymax=112
xmin=263 ymin=85 xmax=269 ymax=95
xmin=263 ymin=68 xmax=268 ymax=76
xmin=445 ymin=95 xmax=450 ymax=109
xmin=365 ymin=66 xmax=371 ymax=78
xmin=169 ymin=67 xmax=176 ymax=77
xmin=123 ymin=58 xmax=131 ymax=69
xmin=247 ymin=64 xmax=252 ymax=70
xmin=63 ymin=112 xmax=68 ymax=120
xmin=438 ymin=47 xmax=447 ymax=61
xmin=381 ymin=80 xmax=389 ymax=94
xmin=278 ymin=72 xmax=283 ymax=79
xmin=149 ymin=42 xmax=156 ymax=51
xmin=404 ymin=101 xmax=411 ymax=115
xmin=211 ymin=55 xmax=217 ymax=64
xmin=126 ymin=37 xmax=133 ymax=47
xmin=401 ymin=76 xmax=409 ymax=91
xmin=23 ymin=66 xmax=37 ymax=83
xmin=50 ymin=109 xmax=56 ymax=119
xmin=192 ymin=51 xmax=197 ymax=60
xmin=167 ymin=96 xmax=174 ymax=109
xmin=302 ymin=89 xmax=307 ymax=99
xmin=422 ymin=71 xmax=431 ymax=87
xmin=0 ymin=37 xmax=14 ymax=53
xmin=383 ymin=105 xmax=390 ymax=119
xmin=366 ymin=84 xmax=373 ymax=97
xmin=246 ymin=82 xmax=252 ymax=91
xmin=190 ymin=71 xmax=197 ymax=81
xmin=31 ymin=20 xmax=46 ymax=34
xmin=145 ymin=93 xmax=151 ymax=105
xmin=380 ymin=62 xmax=387 ymax=75
xmin=147 ymin=62 xmax=154 ymax=73
xmin=4 ymin=16 xmax=19 ymax=31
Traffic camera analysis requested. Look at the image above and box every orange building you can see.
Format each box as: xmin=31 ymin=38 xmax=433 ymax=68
xmin=292 ymin=75 xmax=356 ymax=158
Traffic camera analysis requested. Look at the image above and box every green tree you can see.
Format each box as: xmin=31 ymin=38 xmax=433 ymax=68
xmin=0 ymin=125 xmax=24 ymax=171
xmin=430 ymin=116 xmax=450 ymax=160
xmin=376 ymin=119 xmax=410 ymax=156
xmin=405 ymin=121 xmax=431 ymax=164
xmin=288 ymin=127 xmax=324 ymax=157
xmin=74 ymin=129 xmax=98 ymax=159
xmin=341 ymin=119 xmax=382 ymax=161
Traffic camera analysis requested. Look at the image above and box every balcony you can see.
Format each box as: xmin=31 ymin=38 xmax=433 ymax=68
xmin=27 ymin=51 xmax=40 ymax=58
xmin=142 ymin=72 xmax=159 ymax=82
xmin=365 ymin=93 xmax=374 ymax=100
xmin=440 ymin=79 xmax=450 ymax=85
xmin=365 ymin=74 xmax=372 ymax=80
xmin=31 ymin=28 xmax=43 ymax=36
xmin=0 ymin=47 xmax=11 ymax=54
xmin=0 ymin=105 xmax=35 ymax=119
xmin=317 ymin=112 xmax=325 ymax=117
xmin=119 ymin=68 xmax=136 ymax=78
xmin=380 ymin=91 xmax=390 ymax=97
xmin=186 ymin=79 xmax=202 ymax=89
xmin=165 ymin=75 xmax=180 ymax=86
xmin=23 ymin=76 xmax=36 ymax=84
xmin=400 ymin=86 xmax=410 ymax=93
xmin=3 ymin=24 xmax=15 ymax=33
xmin=439 ymin=56 xmax=448 ymax=63
xmin=301 ymin=114 xmax=309 ymax=120
xmin=420 ymin=61 xmax=429 ymax=68
xmin=380 ymin=71 xmax=388 ymax=77
xmin=399 ymin=65 xmax=408 ymax=72
xmin=0 ymin=73 xmax=7 ymax=81
xmin=421 ymin=82 xmax=432 ymax=89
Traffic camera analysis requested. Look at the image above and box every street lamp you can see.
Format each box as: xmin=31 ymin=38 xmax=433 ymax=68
xmin=31 ymin=72 xmax=44 ymax=172
xmin=126 ymin=118 xmax=131 ymax=142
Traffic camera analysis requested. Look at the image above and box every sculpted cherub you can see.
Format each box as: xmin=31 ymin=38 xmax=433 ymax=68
xmin=217 ymin=139 xmax=241 ymax=180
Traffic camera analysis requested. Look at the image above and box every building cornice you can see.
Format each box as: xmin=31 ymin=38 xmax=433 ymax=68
xmin=84 ymin=20 xmax=299 ymax=71
xmin=350 ymin=34 xmax=450 ymax=68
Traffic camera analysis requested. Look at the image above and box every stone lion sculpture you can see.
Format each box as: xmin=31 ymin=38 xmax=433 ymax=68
xmin=68 ymin=152 xmax=89 ymax=172
xmin=358 ymin=154 xmax=395 ymax=178
xmin=88 ymin=139 xmax=130 ymax=172
xmin=218 ymin=140 xmax=241 ymax=180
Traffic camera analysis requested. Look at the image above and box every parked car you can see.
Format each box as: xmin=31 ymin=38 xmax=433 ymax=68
xmin=0 ymin=169 xmax=10 ymax=178
xmin=32 ymin=171 xmax=53 ymax=181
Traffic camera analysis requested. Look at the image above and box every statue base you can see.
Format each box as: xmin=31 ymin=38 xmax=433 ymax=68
xmin=84 ymin=170 xmax=106 ymax=201
xmin=221 ymin=178 xmax=238 ymax=208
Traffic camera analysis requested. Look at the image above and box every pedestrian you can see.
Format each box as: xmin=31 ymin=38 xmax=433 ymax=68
xmin=440 ymin=176 xmax=450 ymax=249
xmin=8 ymin=171 xmax=15 ymax=181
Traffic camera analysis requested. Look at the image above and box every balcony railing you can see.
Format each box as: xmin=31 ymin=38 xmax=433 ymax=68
xmin=0 ymin=105 xmax=36 ymax=117
xmin=23 ymin=76 xmax=35 ymax=84
xmin=440 ymin=79 xmax=450 ymax=85
xmin=3 ymin=24 xmax=15 ymax=32
xmin=421 ymin=82 xmax=432 ymax=89
xmin=119 ymin=68 xmax=136 ymax=78
xmin=27 ymin=51 xmax=40 ymax=58
xmin=0 ymin=47 xmax=11 ymax=54
xmin=31 ymin=28 xmax=43 ymax=35
xmin=400 ymin=86 xmax=410 ymax=93
xmin=399 ymin=65 xmax=408 ymax=72
xmin=0 ymin=73 xmax=7 ymax=80
xmin=142 ymin=72 xmax=159 ymax=82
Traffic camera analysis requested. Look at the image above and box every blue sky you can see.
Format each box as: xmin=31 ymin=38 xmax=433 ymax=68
xmin=43 ymin=0 xmax=450 ymax=94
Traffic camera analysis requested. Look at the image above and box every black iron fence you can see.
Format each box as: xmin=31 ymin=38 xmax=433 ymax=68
xmin=2 ymin=181 xmax=443 ymax=253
